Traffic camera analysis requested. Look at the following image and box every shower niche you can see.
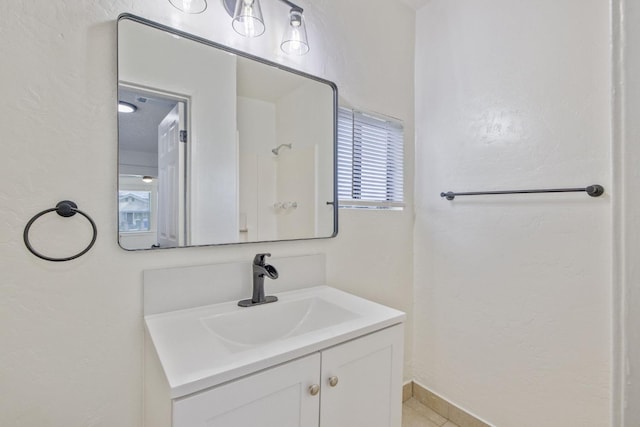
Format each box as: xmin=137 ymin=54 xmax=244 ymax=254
xmin=117 ymin=15 xmax=337 ymax=250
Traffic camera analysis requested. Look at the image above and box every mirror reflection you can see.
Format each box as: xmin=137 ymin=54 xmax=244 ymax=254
xmin=117 ymin=16 xmax=337 ymax=250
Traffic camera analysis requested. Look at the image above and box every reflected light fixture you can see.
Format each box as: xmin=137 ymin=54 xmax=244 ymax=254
xmin=142 ymin=176 xmax=155 ymax=183
xmin=169 ymin=0 xmax=208 ymax=14
xmin=220 ymin=0 xmax=309 ymax=55
xmin=118 ymin=101 xmax=137 ymax=113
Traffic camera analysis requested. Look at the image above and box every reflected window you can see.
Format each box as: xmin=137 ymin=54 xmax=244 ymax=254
xmin=119 ymin=191 xmax=152 ymax=232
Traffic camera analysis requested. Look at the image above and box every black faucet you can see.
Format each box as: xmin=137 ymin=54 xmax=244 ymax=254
xmin=238 ymin=253 xmax=279 ymax=307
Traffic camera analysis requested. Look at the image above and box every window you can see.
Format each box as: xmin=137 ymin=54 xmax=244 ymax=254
xmin=118 ymin=174 xmax=158 ymax=234
xmin=337 ymin=107 xmax=404 ymax=209
xmin=119 ymin=191 xmax=152 ymax=232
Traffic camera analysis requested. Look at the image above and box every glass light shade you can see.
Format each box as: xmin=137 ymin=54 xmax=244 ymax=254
xmin=168 ymin=0 xmax=207 ymax=14
xmin=281 ymin=10 xmax=309 ymax=55
xmin=232 ymin=0 xmax=265 ymax=38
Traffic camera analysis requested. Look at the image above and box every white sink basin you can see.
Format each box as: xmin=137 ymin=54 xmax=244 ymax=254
xmin=202 ymin=297 xmax=358 ymax=351
xmin=145 ymin=286 xmax=405 ymax=398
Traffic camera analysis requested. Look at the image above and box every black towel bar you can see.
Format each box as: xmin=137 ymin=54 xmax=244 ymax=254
xmin=440 ymin=185 xmax=605 ymax=201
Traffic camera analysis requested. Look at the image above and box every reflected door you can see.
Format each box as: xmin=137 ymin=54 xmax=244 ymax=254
xmin=157 ymin=103 xmax=185 ymax=247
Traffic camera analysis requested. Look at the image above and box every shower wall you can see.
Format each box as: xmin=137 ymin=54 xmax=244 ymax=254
xmin=237 ymin=97 xmax=278 ymax=241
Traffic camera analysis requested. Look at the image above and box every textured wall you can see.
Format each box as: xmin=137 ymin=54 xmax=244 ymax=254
xmin=414 ymin=1 xmax=611 ymax=426
xmin=0 ymin=1 xmax=415 ymax=426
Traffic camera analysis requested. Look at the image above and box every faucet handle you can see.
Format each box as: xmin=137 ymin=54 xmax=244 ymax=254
xmin=253 ymin=253 xmax=271 ymax=265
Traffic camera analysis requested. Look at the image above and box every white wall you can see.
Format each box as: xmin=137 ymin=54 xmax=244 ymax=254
xmin=414 ymin=1 xmax=611 ymax=426
xmin=615 ymin=0 xmax=640 ymax=424
xmin=0 ymin=1 xmax=415 ymax=426
xmin=119 ymin=149 xmax=158 ymax=176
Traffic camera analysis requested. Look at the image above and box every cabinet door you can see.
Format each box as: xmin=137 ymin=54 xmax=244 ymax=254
xmin=173 ymin=353 xmax=321 ymax=427
xmin=319 ymin=325 xmax=404 ymax=427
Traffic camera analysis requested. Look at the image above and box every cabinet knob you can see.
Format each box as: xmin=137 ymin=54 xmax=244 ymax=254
xmin=328 ymin=376 xmax=339 ymax=387
xmin=309 ymin=384 xmax=320 ymax=396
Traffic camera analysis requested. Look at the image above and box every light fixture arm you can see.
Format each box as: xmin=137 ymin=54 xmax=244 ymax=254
xmin=222 ymin=0 xmax=302 ymax=16
xmin=276 ymin=0 xmax=303 ymax=13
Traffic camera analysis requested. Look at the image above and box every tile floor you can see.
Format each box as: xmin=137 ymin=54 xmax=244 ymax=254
xmin=402 ymin=398 xmax=460 ymax=427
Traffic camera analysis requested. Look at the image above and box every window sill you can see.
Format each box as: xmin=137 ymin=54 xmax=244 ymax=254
xmin=338 ymin=200 xmax=405 ymax=211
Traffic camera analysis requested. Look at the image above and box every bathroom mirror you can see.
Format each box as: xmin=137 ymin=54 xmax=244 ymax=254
xmin=117 ymin=15 xmax=337 ymax=250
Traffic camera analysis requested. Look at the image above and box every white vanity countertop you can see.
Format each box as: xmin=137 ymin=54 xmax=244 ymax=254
xmin=145 ymin=286 xmax=406 ymax=398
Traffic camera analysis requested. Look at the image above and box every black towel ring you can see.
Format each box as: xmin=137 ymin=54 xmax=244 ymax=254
xmin=23 ymin=200 xmax=98 ymax=262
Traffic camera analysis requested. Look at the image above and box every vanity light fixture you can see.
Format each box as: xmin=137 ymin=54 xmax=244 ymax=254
xmin=169 ymin=0 xmax=208 ymax=14
xmin=232 ymin=0 xmax=265 ymax=37
xmin=221 ymin=0 xmax=310 ymax=55
xmin=280 ymin=8 xmax=308 ymax=55
xmin=118 ymin=101 xmax=137 ymax=113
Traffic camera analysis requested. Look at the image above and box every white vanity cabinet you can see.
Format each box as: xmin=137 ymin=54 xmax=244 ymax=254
xmin=319 ymin=325 xmax=403 ymax=427
xmin=171 ymin=325 xmax=403 ymax=427
xmin=143 ymin=285 xmax=406 ymax=427
xmin=173 ymin=353 xmax=321 ymax=427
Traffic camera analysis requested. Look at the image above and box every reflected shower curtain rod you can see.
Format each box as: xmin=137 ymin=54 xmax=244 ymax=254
xmin=440 ymin=185 xmax=605 ymax=201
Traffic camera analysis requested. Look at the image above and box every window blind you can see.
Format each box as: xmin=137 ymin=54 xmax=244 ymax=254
xmin=337 ymin=107 xmax=404 ymax=209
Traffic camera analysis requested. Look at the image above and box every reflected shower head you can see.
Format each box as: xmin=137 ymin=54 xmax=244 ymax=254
xmin=272 ymin=143 xmax=292 ymax=155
